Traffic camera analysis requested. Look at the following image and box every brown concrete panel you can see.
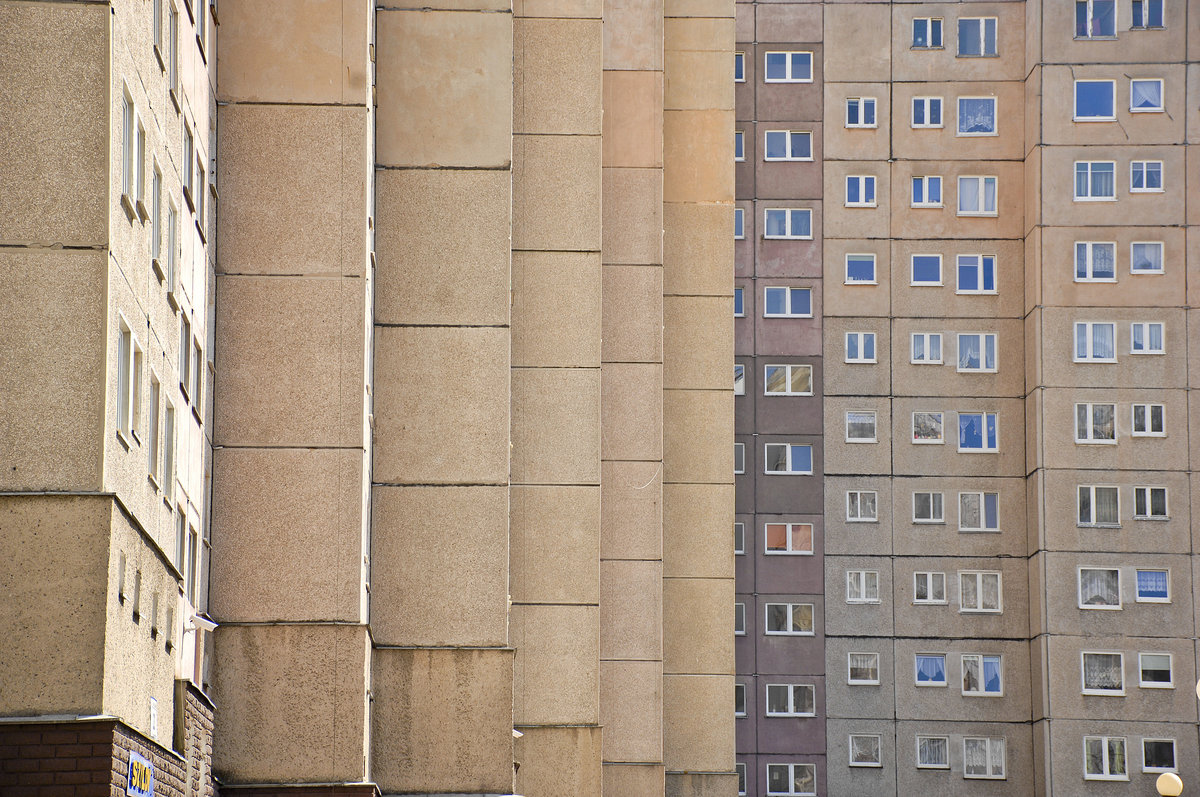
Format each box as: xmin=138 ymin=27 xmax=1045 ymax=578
xmin=754 ymin=3 xmax=823 ymax=44
xmin=665 ymin=772 xmax=740 ymax=797
xmin=664 ymin=17 xmax=734 ymax=54
xmin=601 ymin=660 xmax=664 ymax=762
xmin=891 ymin=3 xmax=1026 ymax=83
xmin=663 ymin=483 xmax=735 ymax=579
xmin=1039 ymin=145 xmax=1185 ymax=228
xmin=601 ymin=560 xmax=663 ymax=660
xmin=822 ymin=161 xmax=890 ymax=240
xmin=603 ymin=72 xmax=664 ymax=169
xmin=823 ymin=397 xmax=893 ymax=476
xmin=890 ymin=319 xmax=1026 ymax=400
xmin=602 ymin=363 xmax=664 ymax=460
xmin=663 ymin=297 xmax=733 ymax=390
xmin=603 ymin=763 xmax=667 ymax=794
xmin=513 ymin=250 xmax=603 ymax=368
xmin=370 ymin=486 xmax=508 ymax=647
xmin=824 ymin=4 xmax=888 ymax=82
xmin=662 ymin=674 xmax=734 ymax=771
xmin=515 ymin=725 xmax=603 ymax=797
xmin=512 ymin=604 xmax=600 ymax=724
xmin=1040 ymin=387 xmax=1190 ymax=472
xmin=1041 ymin=64 xmax=1186 ymax=147
xmin=373 ymin=326 xmax=509 ymax=484
xmin=665 ymin=50 xmax=735 ymax=112
xmin=1038 ymin=1 xmax=1186 ymax=64
xmin=822 ymin=239 xmax=889 ymax=319
xmin=663 ymin=577 xmax=734 ymax=674
xmin=886 ymin=476 xmax=1027 ymax=559
xmin=511 ymin=485 xmax=601 ymax=604
xmin=890 ymin=82 xmax=1026 ymax=162
xmin=372 ymin=647 xmax=514 ymax=794
xmin=603 ymin=265 xmax=664 ymax=364
xmin=890 ymin=398 xmax=1026 ymax=478
xmin=1038 ymin=307 xmax=1187 ymax=390
xmin=735 ymin=2 xmax=753 ymax=42
xmin=512 ymin=367 xmax=602 ymax=485
xmin=1044 ymin=719 xmax=1198 ymax=797
xmin=376 ymin=9 xmax=512 ymax=167
xmin=825 ymin=555 xmax=895 ymax=638
xmin=664 ymin=202 xmax=735 ymax=296
xmin=514 ymin=134 xmax=603 ymax=251
xmin=212 ymin=624 xmax=368 ymax=783
xmin=376 ymin=169 xmax=511 ymax=325
xmin=663 ymin=110 xmax=735 ymax=203
xmin=600 ymin=460 xmax=664 ymax=561
xmin=1189 ymin=66 xmax=1200 ymax=145
xmin=603 ymin=168 xmax=664 ymax=265
xmin=822 ymin=84 xmax=891 ymax=162
xmin=753 ymin=122 xmax=825 ymax=201
xmin=665 ymin=0 xmax=733 ymax=17
xmin=822 ymin=317 xmax=891 ymax=396
xmin=891 ymin=560 xmax=1031 ymax=642
xmin=1039 ymin=468 xmax=1191 ymax=555
xmin=515 ymin=18 xmax=603 ymax=135
xmin=663 ymin=390 xmax=734 ymax=485
xmin=889 ymin=240 xmax=1025 ymax=322
xmin=603 ymin=0 xmax=663 ymax=71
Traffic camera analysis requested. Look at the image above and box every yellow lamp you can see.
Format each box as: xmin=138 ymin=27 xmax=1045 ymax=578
xmin=1157 ymin=771 xmax=1184 ymax=797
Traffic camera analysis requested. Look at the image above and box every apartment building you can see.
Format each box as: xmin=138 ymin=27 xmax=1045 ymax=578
xmin=734 ymin=1 xmax=1200 ymax=795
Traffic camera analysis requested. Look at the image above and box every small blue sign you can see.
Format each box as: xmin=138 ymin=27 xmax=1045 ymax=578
xmin=126 ymin=751 xmax=154 ymax=797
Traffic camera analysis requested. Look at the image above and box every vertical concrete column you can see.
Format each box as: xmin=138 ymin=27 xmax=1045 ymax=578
xmin=370 ymin=3 xmax=516 ymax=795
xmin=509 ymin=2 xmax=604 ymax=795
xmin=660 ymin=1 xmax=738 ymax=795
xmin=209 ymin=1 xmax=374 ymax=789
xmin=599 ymin=0 xmax=667 ymax=793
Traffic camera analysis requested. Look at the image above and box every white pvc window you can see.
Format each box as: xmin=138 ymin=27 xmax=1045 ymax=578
xmin=913 ymin=409 xmax=946 ymax=443
xmin=846 ymin=97 xmax=877 ymax=128
xmin=957 ymin=177 xmax=997 ymax=216
xmin=764 ymin=51 xmax=812 ymax=83
xmin=1130 ymin=79 xmax=1164 ymax=112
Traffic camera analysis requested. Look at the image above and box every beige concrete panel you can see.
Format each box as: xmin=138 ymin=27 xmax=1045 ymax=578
xmin=1039 ymin=145 xmax=1186 ymax=228
xmin=890 ymin=319 xmax=1026 ymax=399
xmin=0 ymin=2 xmax=106 ymax=246
xmin=1024 ymin=307 xmax=1043 ymax=393
xmin=601 ymin=660 xmax=663 ymax=762
xmin=663 ymin=483 xmax=734 ymax=579
xmin=823 ymin=477 xmax=893 ymax=557
xmin=218 ymin=105 xmax=367 ymax=277
xmin=513 ymin=250 xmax=603 ymax=368
xmin=665 ymin=0 xmax=733 ymax=17
xmin=822 ymin=161 xmax=890 ymax=240
xmin=1040 ymin=468 xmax=1191 ymax=555
xmin=823 ymin=397 xmax=893 ymax=476
xmin=665 ymin=772 xmax=740 ymax=797
xmin=890 ymin=82 xmax=1026 ymax=162
xmin=893 ymin=639 xmax=1033 ymax=723
xmin=1025 ymin=385 xmax=1044 ymax=478
xmin=376 ymin=10 xmax=512 ymax=167
xmin=1024 ymin=144 xmax=1042 ymax=236
xmin=1040 ymin=388 xmax=1190 ymax=472
xmin=823 ymin=3 xmax=887 ymax=82
xmin=600 ymin=460 xmax=663 ymax=561
xmin=888 ymin=477 xmax=1028 ymax=558
xmin=512 ymin=367 xmax=601 ymax=485
xmin=372 ymin=647 xmax=514 ymax=794
xmin=603 ymin=265 xmax=664 ymax=363
xmin=891 ymin=3 xmax=1026 ymax=83
xmin=1041 ymin=64 xmax=1186 ymax=147
xmin=890 ymin=161 xmax=1025 ymax=240
xmin=603 ymin=0 xmax=663 ymax=71
xmin=663 ymin=390 xmax=734 ymax=485
xmin=603 ymin=167 xmax=664 ymax=264
xmin=892 ymin=559 xmax=1031 ymax=641
xmin=664 ymin=17 xmax=734 ymax=54
xmin=665 ymin=50 xmax=734 ymax=112
xmin=662 ymin=674 xmax=734 ymax=771
xmin=601 ymin=560 xmax=663 ymax=661
xmin=890 ymin=239 xmax=1025 ymax=320
xmin=663 ymin=110 xmax=735 ymax=203
xmin=1025 ymin=66 xmax=1042 ymax=155
xmin=373 ymin=326 xmax=509 ymax=484
xmin=890 ymin=398 xmax=1026 ymax=478
xmin=1189 ymin=144 xmax=1200 ymax=225
xmin=1039 ymin=306 xmax=1187 ymax=390
xmin=511 ymin=485 xmax=601 ymax=604
xmin=823 ymin=84 xmax=891 ymax=162
xmin=823 ymin=240 xmax=890 ymax=319
xmin=603 ymin=72 xmax=664 ymax=169
xmin=214 ymin=275 xmax=364 ymax=448
xmin=1038 ymin=1 xmax=1186 ymax=64
xmin=371 ymin=486 xmax=507 ymax=647
xmin=602 ymin=363 xmax=664 ymax=461
xmin=212 ymin=624 xmax=368 ymax=782
xmin=822 ymin=318 xmax=891 ymax=396
xmin=514 ymin=134 xmax=603 ymax=251
xmin=1191 ymin=309 xmax=1200 ymax=390
xmin=663 ymin=577 xmax=734 ymax=674
xmin=516 ymin=0 xmax=602 ymax=17
xmin=515 ymin=18 xmax=602 ymax=135
xmin=603 ymin=763 xmax=666 ymax=794
xmin=375 ymin=168 xmax=510 ymax=325
xmin=210 ymin=448 xmax=364 ymax=623
xmin=0 ymin=250 xmax=105 ymax=491
xmin=512 ymin=604 xmax=600 ymax=725
xmin=663 ymin=297 xmax=732 ymax=390
xmin=663 ymin=202 xmax=734 ymax=297
xmin=1024 ymin=225 xmax=1042 ymax=316
xmin=515 ymin=725 xmax=603 ymax=797
xmin=1189 ymin=66 xmax=1200 ymax=145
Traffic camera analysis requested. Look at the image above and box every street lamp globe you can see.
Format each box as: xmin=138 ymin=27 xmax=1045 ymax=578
xmin=1156 ymin=771 xmax=1183 ymax=797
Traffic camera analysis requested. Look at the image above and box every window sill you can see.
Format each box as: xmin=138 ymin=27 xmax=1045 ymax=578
xmin=845 ymin=360 xmax=877 ymax=365
xmin=763 ymin=236 xmax=814 ymax=241
xmin=956 ymin=212 xmax=999 ymax=217
xmin=1074 ymin=278 xmax=1117 ymax=283
xmin=845 ymin=204 xmax=877 ymax=208
xmin=956 ymin=53 xmax=1000 ymax=58
xmin=764 ymin=472 xmax=814 ymax=477
xmin=845 ymin=280 xmax=878 ymax=286
xmin=915 ymin=682 xmax=948 ymax=688
xmin=911 ymin=46 xmax=945 ymax=51
xmin=1131 ymin=269 xmax=1164 ymax=275
xmin=957 ymin=448 xmax=999 ymax=454
xmin=1130 ymin=108 xmax=1165 ymax=114
xmin=1073 ymin=35 xmax=1119 ymax=41
xmin=195 ymin=217 xmax=207 ymax=242
xmin=169 ymin=88 xmax=180 ymax=113
xmin=136 ymin=199 xmax=149 ymax=222
xmin=151 ymin=257 xmax=166 ymax=282
xmin=913 ymin=601 xmax=948 ymax=606
xmin=153 ymin=45 xmax=166 ymax=72
xmin=1074 ymin=116 xmax=1116 ymax=122
xmin=911 ymin=361 xmax=944 ymax=366
xmin=1075 ymin=440 xmax=1118 ymax=445
xmin=960 ymin=528 xmax=1001 ymax=534
xmin=182 ymin=186 xmax=195 ymax=213
xmin=911 ymin=126 xmax=944 ymax=131
xmin=764 ymin=78 xmax=814 ymax=84
xmin=765 ymin=551 xmax=815 ymax=557
xmin=764 ymin=158 xmax=814 ymax=163
xmin=845 ymin=124 xmax=879 ymax=130
xmin=912 ymin=439 xmax=946 ymax=445
xmin=1130 ymin=188 xmax=1165 ymax=194
xmin=1133 ymin=515 xmax=1170 ymax=521
xmin=846 ymin=439 xmax=878 ymax=445
xmin=911 ymin=204 xmax=944 ymax=209
xmin=148 ymin=473 xmax=160 ymax=492
xmin=116 ymin=430 xmax=132 ymax=451
xmin=957 ymin=132 xmax=999 ymax=137
xmin=910 ymin=281 xmax=944 ymax=287
xmin=1131 ymin=351 xmax=1166 ymax=356
xmin=120 ymin=194 xmax=138 ymax=221
xmin=1073 ymin=197 xmax=1118 ymax=203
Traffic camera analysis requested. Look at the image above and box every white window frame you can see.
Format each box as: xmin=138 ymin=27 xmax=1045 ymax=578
xmin=147 ymin=372 xmax=161 ymax=485
xmin=849 ymin=734 xmax=883 ymax=768
xmin=957 ymin=177 xmax=998 ymax=216
xmin=846 ymin=570 xmax=880 ymax=604
xmin=912 ymin=412 xmax=945 ymax=445
xmin=913 ymin=491 xmax=944 ymax=524
xmin=734 ymin=51 xmax=745 ymax=82
xmin=763 ymin=50 xmax=813 ymax=83
xmin=955 ymin=255 xmax=997 ymax=295
xmin=1142 ymin=738 xmax=1177 ymax=773
xmin=1081 ymin=651 xmax=1125 ymax=695
xmin=846 ymin=490 xmax=878 ymax=522
xmin=117 ymin=317 xmax=134 ymax=440
xmin=845 ymin=253 xmax=877 ymax=285
xmin=957 ymin=411 xmax=999 ymax=453
xmin=957 ymin=96 xmax=997 ymax=136
xmin=1076 ymin=0 xmax=1118 ymax=38
xmin=166 ymin=199 xmax=180 ymax=305
xmin=763 ymin=130 xmax=813 ymax=162
xmin=845 ymin=411 xmax=877 ymax=443
xmin=763 ymin=286 xmax=813 ymax=318
xmin=1130 ymin=241 xmax=1164 ymax=273
xmin=1078 ymin=567 xmax=1122 ymax=609
xmin=1083 ymin=736 xmax=1129 ymax=781
xmin=763 ymin=364 xmax=813 ymax=396
xmin=848 ymin=652 xmax=880 ymax=685
xmin=734 ymin=130 xmax=744 ymax=162
xmin=956 ymin=332 xmax=997 ymax=372
xmin=911 ymin=334 xmax=943 ymax=365
xmin=733 ymin=364 xmax=745 ymax=396
xmin=1075 ymin=241 xmax=1117 ymax=282
xmin=1074 ymin=161 xmax=1117 ymax=201
xmin=911 ymin=176 xmax=943 ymax=208
xmin=734 ymin=208 xmax=745 ymax=240
xmin=914 ymin=653 xmax=947 ymax=687
xmin=845 ymin=175 xmax=877 ymax=207
xmin=733 ymin=287 xmax=745 ymax=316
xmin=1130 ymin=78 xmax=1165 ymax=112
xmin=120 ymin=89 xmax=138 ymax=217
xmin=959 ymin=571 xmax=1002 ymax=613
xmin=913 ymin=571 xmax=947 ymax=605
xmin=845 ymin=332 xmax=876 ymax=364
xmin=1078 ymin=485 xmax=1120 ymax=527
xmin=911 ymin=96 xmax=944 ymax=129
xmin=1074 ymin=402 xmax=1117 ymax=444
xmin=1074 ymin=79 xmax=1116 ymax=121
xmin=1130 ymin=321 xmax=1164 ymax=354
xmin=763 ymin=208 xmax=813 ymax=240
xmin=734 ymin=602 xmax=745 ymax=635
xmin=916 ymin=736 xmax=950 ymax=770
xmin=911 ymin=17 xmax=944 ymax=49
xmin=957 ymin=17 xmax=998 ymax=57
xmin=963 ymin=737 xmax=1006 ymax=779
xmin=1135 ymin=568 xmax=1170 ymax=603
xmin=1074 ymin=322 xmax=1117 ymax=362
xmin=764 ymin=602 xmax=814 ymax=636
xmin=765 ymin=763 xmax=816 ymax=797
xmin=764 ymin=683 xmax=815 ymax=717
xmin=135 ymin=115 xmax=148 ymax=218
xmin=764 ymin=522 xmax=814 ymax=556
xmin=911 ymin=254 xmax=943 ymax=286
xmin=1138 ymin=652 xmax=1173 ymax=689
xmin=162 ymin=401 xmax=175 ymax=502
xmin=182 ymin=121 xmax=195 ymax=208
xmin=150 ymin=161 xmax=163 ymax=275
xmin=1131 ymin=0 xmax=1164 ymax=28
xmin=1130 ymin=160 xmax=1164 ymax=192
xmin=168 ymin=2 xmax=180 ymax=99
xmin=734 ymin=442 xmax=745 ymax=475
xmin=961 ymin=653 xmax=1004 ymax=696
xmin=763 ymin=443 xmax=813 ymax=475
xmin=845 ymin=97 xmax=877 ymax=128
xmin=734 ymin=683 xmax=747 ymax=717
xmin=1131 ymin=402 xmax=1165 ymax=436
xmin=736 ymin=763 xmax=747 ymax=797
xmin=959 ymin=492 xmax=1000 ymax=532
xmin=733 ymin=522 xmax=745 ymax=555
xmin=1133 ymin=485 xmax=1168 ymax=519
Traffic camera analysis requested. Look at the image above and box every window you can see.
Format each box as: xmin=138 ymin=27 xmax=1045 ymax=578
xmin=764 ymin=364 xmax=812 ymax=396
xmin=963 ymin=737 xmax=1006 ymax=779
xmin=845 ymin=254 xmax=876 ymax=284
xmin=847 ymin=491 xmax=878 ymax=522
xmin=734 ymin=683 xmax=746 ymax=717
xmin=1079 ymin=567 xmax=1121 ymax=608
xmin=1084 ymin=736 xmax=1128 ymax=780
xmin=1074 ymin=80 xmax=1116 ymax=120
xmin=135 ymin=117 xmax=148 ymax=217
xmin=1134 ymin=486 xmax=1168 ymax=518
xmin=765 ymin=683 xmax=815 ymax=716
xmin=1132 ymin=403 xmax=1165 ymax=436
xmin=733 ymin=364 xmax=745 ymax=396
xmin=846 ymin=97 xmax=877 ymax=128
xmin=961 ymin=654 xmax=1003 ymax=695
xmin=848 ymin=652 xmax=880 ymax=685
xmin=957 ymin=333 xmax=997 ymax=372
xmin=1131 ymin=0 xmax=1164 ymax=28
xmin=849 ymin=735 xmax=882 ymax=768
xmin=1076 ymin=0 xmax=1117 ymax=37
xmin=1075 ymin=161 xmax=1116 ymax=200
xmin=764 ymin=208 xmax=812 ymax=239
xmin=734 ymin=130 xmax=744 ymax=161
xmin=957 ymin=17 xmax=997 ymax=56
xmin=1143 ymin=739 xmax=1176 ymax=773
xmin=182 ymin=122 xmax=194 ymax=206
xmin=957 ymin=177 xmax=997 ymax=216
xmin=162 ymin=402 xmax=175 ymax=501
xmin=912 ymin=97 xmax=943 ymax=128
xmin=911 ymin=334 xmax=943 ymax=365
xmin=766 ymin=763 xmax=815 ymax=796
xmin=911 ymin=254 xmax=942 ymax=285
xmin=958 ymin=97 xmax=996 ymax=135
xmin=1075 ymin=242 xmax=1116 ymax=281
xmin=1082 ymin=652 xmax=1124 ymax=694
xmin=1131 ymin=322 xmax=1164 ymax=354
xmin=956 ymin=255 xmax=996 ymax=294
xmin=912 ymin=412 xmax=944 ymax=444
xmin=845 ymin=332 xmax=876 ymax=363
xmin=917 ymin=736 xmax=950 ymax=769
xmin=1075 ymin=403 xmax=1116 ymax=443
xmin=913 ymin=491 xmax=944 ymax=523
xmin=1075 ymin=322 xmax=1116 ymax=361
xmin=147 ymin=375 xmax=161 ymax=482
xmin=195 ymin=156 xmax=207 ymax=228
xmin=179 ymin=316 xmax=192 ymax=401
xmin=1131 ymin=241 xmax=1164 ymax=273
xmin=1130 ymin=79 xmax=1164 ymax=112
xmin=736 ymin=763 xmax=747 ymax=797
xmin=846 ymin=570 xmax=880 ymax=603
xmin=1131 ymin=160 xmax=1163 ymax=192
xmin=764 ymin=443 xmax=813 ymax=475
xmin=846 ymin=411 xmax=877 ymax=443
xmin=765 ymin=602 xmax=814 ymax=635
xmin=192 ymin=338 xmax=203 ymax=407
xmin=912 ymin=17 xmax=943 ymax=48
xmin=911 ymin=176 xmax=942 ymax=207
xmin=764 ymin=130 xmax=812 ymax=161
xmin=733 ymin=287 xmax=744 ymax=317
xmin=845 ymin=176 xmax=876 ymax=207
xmin=1078 ymin=485 xmax=1120 ymax=526
xmin=733 ymin=522 xmax=745 ymax=555
xmin=765 ymin=523 xmax=813 ymax=555
xmin=167 ymin=200 xmax=179 ymax=302
xmin=734 ymin=51 xmax=744 ymax=82
xmin=168 ymin=2 xmax=179 ymax=96
xmin=960 ymin=571 xmax=1002 ymax=613
xmin=734 ymin=208 xmax=744 ymax=240
xmin=117 ymin=320 xmax=134 ymax=438
xmin=197 ymin=0 xmax=207 ymax=54
xmin=121 ymin=92 xmax=138 ymax=214
xmin=915 ymin=654 xmax=947 ymax=686
xmin=733 ymin=443 xmax=745 ymax=475
xmin=1135 ymin=568 xmax=1169 ymax=601
xmin=734 ymin=602 xmax=745 ymax=635
xmin=914 ymin=572 xmax=947 ymax=604
xmin=150 ymin=163 xmax=163 ymax=272
xmin=959 ymin=492 xmax=999 ymax=532
xmin=764 ymin=51 xmax=812 ymax=83
xmin=1139 ymin=652 xmax=1172 ymax=688
xmin=763 ymin=287 xmax=812 ymax=317
xmin=153 ymin=0 xmax=164 ymax=55
xmin=958 ymin=412 xmax=998 ymax=452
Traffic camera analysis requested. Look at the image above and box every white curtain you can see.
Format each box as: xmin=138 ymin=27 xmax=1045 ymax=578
xmin=983 ymin=177 xmax=997 ymax=211
xmin=919 ymin=737 xmax=948 ymax=768
xmin=959 ymin=178 xmax=980 ymax=212
xmin=959 ymin=334 xmax=980 ymax=368
xmin=1080 ymin=569 xmax=1119 ymax=605
xmin=964 ymin=739 xmax=987 ymax=776
xmin=1131 ymin=80 xmax=1161 ymax=109
xmin=1084 ymin=653 xmax=1122 ymax=690
xmin=850 ymin=736 xmax=880 ymax=765
xmin=1095 ymin=487 xmax=1119 ymax=524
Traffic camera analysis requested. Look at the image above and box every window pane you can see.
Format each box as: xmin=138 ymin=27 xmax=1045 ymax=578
xmin=1076 ymin=81 xmax=1114 ymax=118
xmin=959 ymin=98 xmax=995 ymax=133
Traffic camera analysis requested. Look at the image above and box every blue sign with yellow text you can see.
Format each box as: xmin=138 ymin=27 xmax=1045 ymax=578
xmin=126 ymin=751 xmax=154 ymax=797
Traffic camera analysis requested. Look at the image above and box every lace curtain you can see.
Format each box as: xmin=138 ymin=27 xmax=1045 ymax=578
xmin=1131 ymin=80 xmax=1161 ymax=109
xmin=919 ymin=737 xmax=948 ymax=768
xmin=850 ymin=736 xmax=880 ymax=765
xmin=959 ymin=99 xmax=993 ymax=133
xmin=1084 ymin=653 xmax=1122 ymax=690
xmin=1080 ymin=568 xmax=1119 ymax=605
